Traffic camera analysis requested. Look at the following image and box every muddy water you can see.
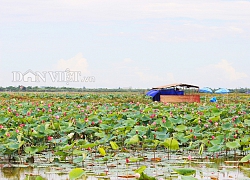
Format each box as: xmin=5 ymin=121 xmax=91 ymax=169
xmin=1 ymin=151 xmax=250 ymax=180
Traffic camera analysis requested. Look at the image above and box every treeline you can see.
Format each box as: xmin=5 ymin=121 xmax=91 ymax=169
xmin=0 ymin=85 xmax=249 ymax=93
xmin=0 ymin=85 xmax=148 ymax=93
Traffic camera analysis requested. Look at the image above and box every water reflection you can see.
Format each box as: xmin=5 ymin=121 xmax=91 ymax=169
xmin=0 ymin=156 xmax=250 ymax=180
xmin=2 ymin=167 xmax=33 ymax=180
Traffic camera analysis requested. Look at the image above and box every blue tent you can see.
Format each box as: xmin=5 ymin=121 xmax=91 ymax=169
xmin=199 ymin=87 xmax=213 ymax=93
xmin=210 ymin=97 xmax=217 ymax=102
xmin=215 ymin=88 xmax=230 ymax=94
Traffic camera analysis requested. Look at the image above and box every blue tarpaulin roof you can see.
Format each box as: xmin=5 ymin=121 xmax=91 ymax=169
xmin=146 ymin=89 xmax=184 ymax=101
xmin=146 ymin=90 xmax=159 ymax=96
xmin=146 ymin=83 xmax=198 ymax=101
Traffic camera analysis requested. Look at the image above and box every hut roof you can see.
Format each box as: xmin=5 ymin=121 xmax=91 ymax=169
xmin=152 ymin=83 xmax=199 ymax=90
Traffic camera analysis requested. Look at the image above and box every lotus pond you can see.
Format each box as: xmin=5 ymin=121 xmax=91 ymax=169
xmin=0 ymin=92 xmax=250 ymax=180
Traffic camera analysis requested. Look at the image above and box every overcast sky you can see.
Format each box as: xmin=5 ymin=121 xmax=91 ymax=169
xmin=0 ymin=0 xmax=249 ymax=89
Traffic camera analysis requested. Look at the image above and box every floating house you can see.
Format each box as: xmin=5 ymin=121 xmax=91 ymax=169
xmin=146 ymin=83 xmax=200 ymax=103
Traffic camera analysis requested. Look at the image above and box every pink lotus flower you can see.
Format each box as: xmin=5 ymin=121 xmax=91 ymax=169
xmin=19 ymin=124 xmax=25 ymax=128
xmin=16 ymin=129 xmax=20 ymax=133
xmin=98 ymin=120 xmax=102 ymax=124
xmin=47 ymin=136 xmax=53 ymax=141
xmin=150 ymin=114 xmax=156 ymax=119
xmin=162 ymin=119 xmax=166 ymax=123
xmin=152 ymin=121 xmax=156 ymax=126
xmin=204 ymin=124 xmax=209 ymax=128
xmin=135 ymin=173 xmax=140 ymax=179
xmin=48 ymin=109 xmax=52 ymax=112
xmin=188 ymin=155 xmax=192 ymax=161
xmin=0 ymin=125 xmax=4 ymax=129
xmin=55 ymin=115 xmax=59 ymax=119
xmin=214 ymin=122 xmax=218 ymax=126
xmin=27 ymin=111 xmax=31 ymax=116
xmin=48 ymin=104 xmax=51 ymax=107
xmin=126 ymin=157 xmax=130 ymax=163
xmin=211 ymin=135 xmax=215 ymax=140
xmin=6 ymin=132 xmax=10 ymax=137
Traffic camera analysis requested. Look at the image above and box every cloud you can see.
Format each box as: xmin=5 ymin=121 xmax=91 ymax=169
xmin=136 ymin=71 xmax=175 ymax=84
xmin=197 ymin=59 xmax=248 ymax=88
xmin=57 ymin=53 xmax=89 ymax=74
xmin=96 ymin=58 xmax=177 ymax=88
xmin=1 ymin=0 xmax=250 ymax=22
xmin=214 ymin=59 xmax=248 ymax=81
xmin=123 ymin=58 xmax=133 ymax=63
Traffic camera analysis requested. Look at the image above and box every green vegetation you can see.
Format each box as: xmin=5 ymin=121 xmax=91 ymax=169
xmin=0 ymin=92 xmax=249 ymax=179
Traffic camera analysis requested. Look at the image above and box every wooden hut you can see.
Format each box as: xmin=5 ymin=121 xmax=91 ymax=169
xmin=146 ymin=83 xmax=200 ymax=103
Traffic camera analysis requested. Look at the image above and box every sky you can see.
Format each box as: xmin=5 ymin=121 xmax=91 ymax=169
xmin=0 ymin=0 xmax=250 ymax=89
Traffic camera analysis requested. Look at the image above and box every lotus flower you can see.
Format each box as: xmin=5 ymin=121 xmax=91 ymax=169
xmin=135 ymin=173 xmax=140 ymax=179
xmin=126 ymin=157 xmax=130 ymax=163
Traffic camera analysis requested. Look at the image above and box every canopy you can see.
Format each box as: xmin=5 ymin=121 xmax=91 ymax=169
xmin=199 ymin=87 xmax=213 ymax=93
xmin=146 ymin=90 xmax=159 ymax=97
xmin=215 ymin=88 xmax=230 ymax=94
xmin=152 ymin=83 xmax=199 ymax=90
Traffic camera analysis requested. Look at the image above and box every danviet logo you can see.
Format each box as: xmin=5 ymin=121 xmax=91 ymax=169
xmin=12 ymin=69 xmax=95 ymax=85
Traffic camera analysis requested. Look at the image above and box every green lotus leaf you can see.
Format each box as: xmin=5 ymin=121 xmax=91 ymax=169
xmin=207 ymin=145 xmax=223 ymax=152
xmin=161 ymin=138 xmax=179 ymax=150
xmin=139 ymin=172 xmax=156 ymax=180
xmin=69 ymin=168 xmax=85 ymax=180
xmin=24 ymin=175 xmax=46 ymax=180
xmin=183 ymin=114 xmax=194 ymax=121
xmin=135 ymin=165 xmax=147 ymax=174
xmin=73 ymin=156 xmax=84 ymax=164
xmin=176 ymin=125 xmax=187 ymax=132
xmin=181 ymin=176 xmax=198 ymax=180
xmin=110 ymin=141 xmax=119 ymax=150
xmin=25 ymin=146 xmax=39 ymax=154
xmin=125 ymin=134 xmax=139 ymax=145
xmin=80 ymin=143 xmax=97 ymax=149
xmin=222 ymin=123 xmax=232 ymax=130
xmin=173 ymin=168 xmax=196 ymax=176
xmin=0 ymin=117 xmax=9 ymax=124
xmin=98 ymin=147 xmax=106 ymax=156
xmin=60 ymin=144 xmax=74 ymax=151
xmin=226 ymin=141 xmax=241 ymax=149
xmin=240 ymin=153 xmax=250 ymax=162
xmin=169 ymin=117 xmax=183 ymax=124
